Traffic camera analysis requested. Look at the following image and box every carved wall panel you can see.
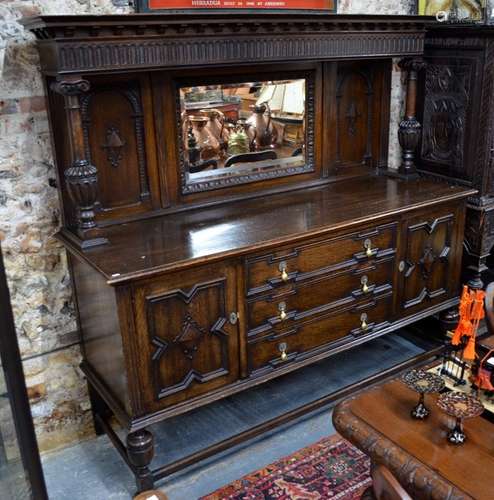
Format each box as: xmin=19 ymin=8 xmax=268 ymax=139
xmin=336 ymin=66 xmax=373 ymax=166
xmin=482 ymin=40 xmax=494 ymax=198
xmin=80 ymin=80 xmax=151 ymax=215
xmin=420 ymin=62 xmax=471 ymax=178
xmin=145 ymin=279 xmax=233 ymax=401
xmin=419 ymin=32 xmax=494 ymax=288
xmin=401 ymin=213 xmax=454 ymax=310
xmin=332 ymin=60 xmax=391 ymax=172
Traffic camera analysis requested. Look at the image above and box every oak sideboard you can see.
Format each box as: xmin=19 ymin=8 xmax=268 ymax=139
xmin=23 ymin=12 xmax=474 ymax=492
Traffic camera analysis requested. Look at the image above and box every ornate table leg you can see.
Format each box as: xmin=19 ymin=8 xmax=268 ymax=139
xmin=394 ymin=58 xmax=426 ymax=179
xmin=127 ymin=429 xmax=155 ymax=493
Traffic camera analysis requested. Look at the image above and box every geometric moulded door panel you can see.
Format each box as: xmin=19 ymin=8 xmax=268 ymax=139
xmin=132 ymin=262 xmax=239 ymax=412
xmin=400 ymin=209 xmax=457 ymax=311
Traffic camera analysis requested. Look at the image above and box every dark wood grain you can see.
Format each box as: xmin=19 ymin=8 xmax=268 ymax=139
xmin=131 ymin=262 xmax=239 ymax=413
xmin=24 ymin=11 xmax=476 ymax=494
xmin=71 ymin=256 xmax=130 ymax=413
xmin=334 ymin=380 xmax=494 ymax=500
xmin=245 ymin=221 xmax=396 ymax=297
xmin=61 ymin=176 xmax=475 ymax=284
xmin=418 ymin=25 xmax=494 ymax=289
xmin=22 ymin=14 xmax=431 ymax=76
xmin=248 ymin=294 xmax=393 ymax=376
xmin=399 ymin=205 xmax=464 ymax=313
xmin=246 ymin=258 xmax=395 ymax=335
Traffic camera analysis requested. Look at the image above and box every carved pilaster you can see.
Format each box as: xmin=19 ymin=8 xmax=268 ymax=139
xmin=64 ymin=160 xmax=99 ymax=231
xmin=50 ymin=77 xmax=108 ymax=248
xmin=396 ymin=58 xmax=426 ymax=178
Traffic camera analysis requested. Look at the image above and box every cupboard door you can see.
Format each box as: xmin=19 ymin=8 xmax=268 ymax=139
xmin=132 ymin=263 xmax=239 ymax=412
xmin=399 ymin=204 xmax=464 ymax=313
xmin=78 ymin=74 xmax=161 ymax=222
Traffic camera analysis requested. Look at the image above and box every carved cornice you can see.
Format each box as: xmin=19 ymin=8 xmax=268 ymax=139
xmin=21 ymin=14 xmax=429 ymax=75
xmin=425 ymin=36 xmax=488 ymax=50
xmin=22 ymin=14 xmax=431 ymax=40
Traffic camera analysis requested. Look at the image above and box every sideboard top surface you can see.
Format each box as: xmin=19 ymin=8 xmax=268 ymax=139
xmin=64 ymin=176 xmax=475 ymax=285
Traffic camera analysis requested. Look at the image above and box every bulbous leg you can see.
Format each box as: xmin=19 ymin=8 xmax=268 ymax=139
xmin=127 ymin=429 xmax=155 ymax=493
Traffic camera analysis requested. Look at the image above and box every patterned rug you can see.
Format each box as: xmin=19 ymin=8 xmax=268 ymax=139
xmin=200 ymin=434 xmax=371 ymax=499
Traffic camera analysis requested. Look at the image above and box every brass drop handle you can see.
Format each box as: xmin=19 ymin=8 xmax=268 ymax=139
xmin=360 ymin=313 xmax=368 ymax=331
xmin=361 ymin=275 xmax=369 ymax=294
xmin=278 ymin=301 xmax=287 ymax=321
xmin=279 ymin=342 xmax=288 ymax=361
xmin=279 ymin=261 xmax=289 ymax=282
xmin=364 ymin=238 xmax=373 ymax=258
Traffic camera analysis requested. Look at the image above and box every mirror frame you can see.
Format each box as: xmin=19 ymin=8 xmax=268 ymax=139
xmin=176 ymin=70 xmax=316 ymax=194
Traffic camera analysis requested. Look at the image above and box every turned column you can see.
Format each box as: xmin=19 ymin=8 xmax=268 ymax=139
xmin=127 ymin=429 xmax=155 ymax=493
xmin=397 ymin=58 xmax=426 ymax=178
xmin=51 ymin=77 xmax=108 ymax=248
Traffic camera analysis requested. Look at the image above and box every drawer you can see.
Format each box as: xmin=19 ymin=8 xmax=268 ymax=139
xmin=247 ymin=257 xmax=395 ymax=335
xmin=247 ymin=294 xmax=393 ymax=376
xmin=245 ymin=222 xmax=397 ymax=296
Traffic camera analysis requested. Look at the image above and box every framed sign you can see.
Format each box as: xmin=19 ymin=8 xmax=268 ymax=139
xmin=136 ymin=1 xmax=336 ymax=13
xmin=416 ymin=0 xmax=485 ymax=22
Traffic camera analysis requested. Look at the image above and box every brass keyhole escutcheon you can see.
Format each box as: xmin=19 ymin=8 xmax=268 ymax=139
xmin=279 ymin=261 xmax=289 ymax=282
xmin=364 ymin=238 xmax=373 ymax=258
xmin=229 ymin=312 xmax=240 ymax=325
xmin=278 ymin=301 xmax=287 ymax=321
xmin=360 ymin=313 xmax=368 ymax=331
xmin=361 ymin=275 xmax=369 ymax=294
xmin=279 ymin=342 xmax=288 ymax=361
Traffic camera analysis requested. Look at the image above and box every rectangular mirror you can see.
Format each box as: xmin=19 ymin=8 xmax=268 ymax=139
xmin=178 ymin=76 xmax=314 ymax=193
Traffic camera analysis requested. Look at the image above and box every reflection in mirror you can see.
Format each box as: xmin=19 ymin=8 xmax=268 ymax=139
xmin=180 ymin=79 xmax=307 ymax=191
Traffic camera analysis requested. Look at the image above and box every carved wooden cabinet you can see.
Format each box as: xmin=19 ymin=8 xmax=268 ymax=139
xmin=24 ymin=12 xmax=474 ymax=493
xmin=133 ymin=262 xmax=240 ymax=411
xmin=418 ymin=25 xmax=494 ymax=290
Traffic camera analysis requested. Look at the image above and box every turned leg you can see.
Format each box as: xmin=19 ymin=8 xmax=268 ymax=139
xmin=127 ymin=429 xmax=155 ymax=493
xmin=439 ymin=308 xmax=460 ymax=336
xmin=465 ymin=256 xmax=487 ymax=291
xmin=87 ymin=382 xmax=111 ymax=436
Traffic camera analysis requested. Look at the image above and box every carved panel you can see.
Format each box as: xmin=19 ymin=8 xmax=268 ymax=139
xmin=481 ymin=39 xmax=494 ymax=197
xmin=420 ymin=63 xmax=470 ymax=175
xmin=80 ymin=81 xmax=150 ymax=213
xmin=146 ymin=279 xmax=231 ymax=400
xmin=401 ymin=213 xmax=454 ymax=310
xmin=336 ymin=66 xmax=373 ymax=166
xmin=45 ymin=30 xmax=424 ymax=72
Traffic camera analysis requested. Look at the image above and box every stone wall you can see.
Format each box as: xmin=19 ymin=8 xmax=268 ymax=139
xmin=0 ymin=0 xmax=412 ymax=453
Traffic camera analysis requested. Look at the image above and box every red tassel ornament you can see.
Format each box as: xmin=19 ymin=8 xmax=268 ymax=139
xmin=463 ymin=335 xmax=476 ymax=361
